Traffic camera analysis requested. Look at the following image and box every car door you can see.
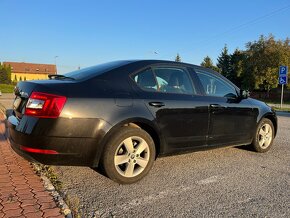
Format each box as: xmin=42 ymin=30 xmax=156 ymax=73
xmin=193 ymin=67 xmax=256 ymax=146
xmin=131 ymin=66 xmax=209 ymax=153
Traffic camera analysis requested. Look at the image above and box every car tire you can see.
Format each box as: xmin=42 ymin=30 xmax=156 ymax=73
xmin=102 ymin=127 xmax=156 ymax=184
xmin=250 ymin=118 xmax=274 ymax=153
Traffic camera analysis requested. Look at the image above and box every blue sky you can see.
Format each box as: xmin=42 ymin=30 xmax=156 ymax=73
xmin=1 ymin=0 xmax=290 ymax=74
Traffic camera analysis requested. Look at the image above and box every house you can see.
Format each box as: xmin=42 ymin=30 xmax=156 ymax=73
xmin=3 ymin=62 xmax=57 ymax=81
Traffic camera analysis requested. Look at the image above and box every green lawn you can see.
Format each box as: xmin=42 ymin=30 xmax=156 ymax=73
xmin=263 ymin=99 xmax=290 ymax=105
xmin=272 ymin=107 xmax=290 ymax=112
xmin=0 ymin=84 xmax=15 ymax=93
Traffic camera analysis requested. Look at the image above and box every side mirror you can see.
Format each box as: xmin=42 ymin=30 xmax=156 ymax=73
xmin=224 ymin=93 xmax=238 ymax=99
xmin=240 ymin=89 xmax=250 ymax=99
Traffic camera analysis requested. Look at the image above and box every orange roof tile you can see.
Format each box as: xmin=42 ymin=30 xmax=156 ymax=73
xmin=3 ymin=62 xmax=57 ymax=74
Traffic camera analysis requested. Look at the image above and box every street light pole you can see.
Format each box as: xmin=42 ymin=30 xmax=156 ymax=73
xmin=54 ymin=56 xmax=58 ymax=75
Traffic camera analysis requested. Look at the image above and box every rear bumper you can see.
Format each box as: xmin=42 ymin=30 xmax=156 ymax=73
xmin=7 ymin=115 xmax=111 ymax=166
xmin=9 ymin=134 xmax=94 ymax=166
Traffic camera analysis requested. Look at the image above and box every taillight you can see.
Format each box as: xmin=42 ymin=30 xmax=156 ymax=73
xmin=25 ymin=92 xmax=67 ymax=118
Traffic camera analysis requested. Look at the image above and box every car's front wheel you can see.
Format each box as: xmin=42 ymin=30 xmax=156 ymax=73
xmin=102 ymin=127 xmax=156 ymax=184
xmin=250 ymin=118 xmax=274 ymax=153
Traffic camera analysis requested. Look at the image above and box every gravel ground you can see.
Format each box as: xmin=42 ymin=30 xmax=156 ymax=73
xmin=54 ymin=114 xmax=290 ymax=218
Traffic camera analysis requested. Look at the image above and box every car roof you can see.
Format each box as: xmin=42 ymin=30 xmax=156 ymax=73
xmin=125 ymin=59 xmax=199 ymax=67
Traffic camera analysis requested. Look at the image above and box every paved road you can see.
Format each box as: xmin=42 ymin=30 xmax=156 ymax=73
xmin=54 ymin=115 xmax=290 ymax=217
xmin=0 ymin=93 xmax=14 ymax=110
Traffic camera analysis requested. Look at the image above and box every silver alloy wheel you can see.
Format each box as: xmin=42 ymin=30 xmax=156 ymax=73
xmin=114 ymin=136 xmax=150 ymax=178
xmin=258 ymin=123 xmax=273 ymax=149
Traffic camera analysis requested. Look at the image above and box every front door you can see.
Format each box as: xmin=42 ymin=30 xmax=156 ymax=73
xmin=131 ymin=66 xmax=209 ymax=153
xmin=194 ymin=68 xmax=256 ymax=146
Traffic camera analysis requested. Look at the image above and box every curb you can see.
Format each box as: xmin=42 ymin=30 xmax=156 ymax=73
xmin=33 ymin=164 xmax=73 ymax=218
xmin=0 ymin=102 xmax=72 ymax=218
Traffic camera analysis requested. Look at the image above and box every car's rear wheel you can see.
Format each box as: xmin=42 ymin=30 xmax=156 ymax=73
xmin=102 ymin=127 xmax=156 ymax=184
xmin=250 ymin=118 xmax=274 ymax=153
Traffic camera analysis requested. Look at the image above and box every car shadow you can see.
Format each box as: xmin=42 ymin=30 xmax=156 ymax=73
xmin=90 ymin=166 xmax=109 ymax=179
xmin=235 ymin=144 xmax=255 ymax=152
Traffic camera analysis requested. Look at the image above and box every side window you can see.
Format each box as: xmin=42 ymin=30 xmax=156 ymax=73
xmin=153 ymin=67 xmax=196 ymax=95
xmin=196 ymin=70 xmax=237 ymax=97
xmin=133 ymin=68 xmax=158 ymax=92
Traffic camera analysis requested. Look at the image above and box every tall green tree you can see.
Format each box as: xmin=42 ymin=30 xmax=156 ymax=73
xmin=229 ymin=49 xmax=247 ymax=87
xmin=245 ymin=34 xmax=290 ymax=96
xmin=217 ymin=45 xmax=231 ymax=77
xmin=0 ymin=63 xmax=11 ymax=84
xmin=200 ymin=56 xmax=219 ymax=71
xmin=175 ymin=53 xmax=181 ymax=62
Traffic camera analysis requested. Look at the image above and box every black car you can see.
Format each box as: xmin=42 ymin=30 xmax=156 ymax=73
xmin=8 ymin=60 xmax=277 ymax=184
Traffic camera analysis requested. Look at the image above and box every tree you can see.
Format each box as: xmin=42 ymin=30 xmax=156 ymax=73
xmin=0 ymin=63 xmax=12 ymax=84
xmin=200 ymin=56 xmax=219 ymax=71
xmin=229 ymin=49 xmax=247 ymax=87
xmin=19 ymin=76 xmax=22 ymax=81
xmin=14 ymin=74 xmax=17 ymax=82
xmin=24 ymin=77 xmax=27 ymax=81
xmin=175 ymin=53 xmax=181 ymax=62
xmin=245 ymin=34 xmax=290 ymax=96
xmin=217 ymin=45 xmax=231 ymax=77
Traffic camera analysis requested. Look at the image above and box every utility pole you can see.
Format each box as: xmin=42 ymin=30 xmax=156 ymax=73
xmin=54 ymin=56 xmax=58 ymax=75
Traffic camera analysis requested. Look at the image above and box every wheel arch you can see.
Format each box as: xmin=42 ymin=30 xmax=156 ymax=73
xmin=92 ymin=117 xmax=164 ymax=167
xmin=260 ymin=113 xmax=277 ymax=137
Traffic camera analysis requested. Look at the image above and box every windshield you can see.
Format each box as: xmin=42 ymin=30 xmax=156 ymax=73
xmin=63 ymin=60 xmax=132 ymax=80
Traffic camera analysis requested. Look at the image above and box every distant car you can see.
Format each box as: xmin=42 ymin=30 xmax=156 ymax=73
xmin=8 ymin=60 xmax=277 ymax=184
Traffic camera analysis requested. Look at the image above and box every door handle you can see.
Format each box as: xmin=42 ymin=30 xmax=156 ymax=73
xmin=149 ymin=102 xmax=165 ymax=108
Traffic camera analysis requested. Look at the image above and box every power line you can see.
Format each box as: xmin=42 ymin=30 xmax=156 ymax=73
xmin=212 ymin=4 xmax=290 ymax=40
xmin=183 ymin=5 xmax=290 ymax=58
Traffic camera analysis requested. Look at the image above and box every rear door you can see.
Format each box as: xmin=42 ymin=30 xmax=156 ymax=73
xmin=131 ymin=66 xmax=209 ymax=153
xmin=193 ymin=67 xmax=255 ymax=146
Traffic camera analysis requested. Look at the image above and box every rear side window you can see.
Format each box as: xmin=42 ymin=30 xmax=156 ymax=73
xmin=153 ymin=67 xmax=195 ymax=95
xmin=133 ymin=68 xmax=158 ymax=91
xmin=133 ymin=67 xmax=195 ymax=95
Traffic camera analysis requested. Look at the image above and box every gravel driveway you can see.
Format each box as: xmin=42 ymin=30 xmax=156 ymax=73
xmin=54 ymin=113 xmax=290 ymax=217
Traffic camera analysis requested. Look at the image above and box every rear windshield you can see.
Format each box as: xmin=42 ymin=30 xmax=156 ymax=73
xmin=64 ymin=60 xmax=131 ymax=80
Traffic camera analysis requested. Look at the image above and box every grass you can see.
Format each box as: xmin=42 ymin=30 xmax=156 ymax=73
xmin=33 ymin=164 xmax=81 ymax=217
xmin=259 ymin=98 xmax=290 ymax=105
xmin=266 ymin=101 xmax=290 ymax=104
xmin=0 ymin=84 xmax=15 ymax=93
xmin=64 ymin=194 xmax=82 ymax=218
xmin=272 ymin=106 xmax=290 ymax=112
xmin=34 ymin=164 xmax=63 ymax=191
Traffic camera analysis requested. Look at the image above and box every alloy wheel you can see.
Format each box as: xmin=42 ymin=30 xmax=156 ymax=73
xmin=258 ymin=123 xmax=273 ymax=149
xmin=114 ymin=136 xmax=150 ymax=178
